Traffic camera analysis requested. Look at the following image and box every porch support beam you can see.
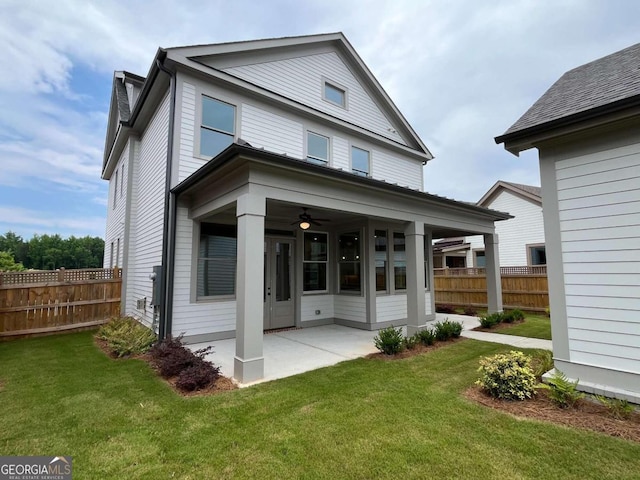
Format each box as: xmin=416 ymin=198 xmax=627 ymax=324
xmin=484 ymin=233 xmax=503 ymax=314
xmin=424 ymin=229 xmax=436 ymax=320
xmin=234 ymin=193 xmax=266 ymax=383
xmin=405 ymin=221 xmax=426 ymax=336
xmin=365 ymin=220 xmax=377 ymax=326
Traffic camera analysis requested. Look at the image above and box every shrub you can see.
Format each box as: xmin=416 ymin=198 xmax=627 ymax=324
xmin=175 ymin=361 xmax=221 ymax=392
xmin=417 ymin=328 xmax=436 ymax=346
xmin=543 ymin=370 xmax=584 ymax=408
xmin=373 ymin=326 xmax=404 ymax=355
xmin=463 ymin=306 xmax=478 ymax=316
xmin=476 ymin=351 xmax=536 ymax=400
xmin=503 ymin=309 xmax=525 ymax=323
xmin=97 ymin=317 xmax=157 ymax=358
xmin=435 ymin=304 xmax=456 ymax=314
xmin=478 ymin=312 xmax=504 ymax=329
xmin=434 ymin=320 xmax=463 ymax=341
xmin=403 ymin=334 xmax=420 ymax=350
xmin=545 ymin=306 xmax=551 ymax=317
xmin=595 ymin=395 xmax=636 ymax=420
xmin=530 ymin=350 xmax=554 ymax=379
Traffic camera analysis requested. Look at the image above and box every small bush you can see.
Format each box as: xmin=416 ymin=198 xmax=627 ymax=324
xmin=435 ymin=304 xmax=456 ymax=314
xmin=403 ymin=334 xmax=420 ymax=350
xmin=175 ymin=361 xmax=221 ymax=392
xmin=479 ymin=312 xmax=504 ymax=329
xmin=545 ymin=306 xmax=551 ymax=317
xmin=503 ymin=309 xmax=525 ymax=323
xmin=463 ymin=306 xmax=478 ymax=316
xmin=417 ymin=328 xmax=436 ymax=346
xmin=476 ymin=351 xmax=536 ymax=400
xmin=595 ymin=395 xmax=636 ymax=420
xmin=434 ymin=320 xmax=463 ymax=341
xmin=373 ymin=326 xmax=404 ymax=355
xmin=530 ymin=350 xmax=554 ymax=379
xmin=543 ymin=370 xmax=584 ymax=408
xmin=97 ymin=317 xmax=156 ymax=358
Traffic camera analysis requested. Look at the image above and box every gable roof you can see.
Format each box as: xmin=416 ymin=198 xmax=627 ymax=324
xmin=495 ymin=42 xmax=640 ymax=150
xmin=477 ymin=180 xmax=541 ymax=207
xmin=164 ymin=32 xmax=433 ymax=159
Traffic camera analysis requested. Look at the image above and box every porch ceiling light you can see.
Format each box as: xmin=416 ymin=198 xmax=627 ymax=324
xmin=299 ymin=221 xmax=311 ymax=230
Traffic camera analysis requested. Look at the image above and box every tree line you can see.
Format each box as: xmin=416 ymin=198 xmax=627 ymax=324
xmin=0 ymin=231 xmax=105 ymax=271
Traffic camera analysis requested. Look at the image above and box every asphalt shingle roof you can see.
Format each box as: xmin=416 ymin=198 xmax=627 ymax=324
xmin=114 ymin=79 xmax=131 ymax=123
xmin=500 ymin=42 xmax=640 ymax=138
xmin=503 ymin=181 xmax=541 ymax=199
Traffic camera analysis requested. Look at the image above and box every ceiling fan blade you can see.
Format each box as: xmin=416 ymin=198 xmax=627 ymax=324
xmin=310 ymin=219 xmax=323 ymax=226
xmin=314 ymin=218 xmax=331 ymax=222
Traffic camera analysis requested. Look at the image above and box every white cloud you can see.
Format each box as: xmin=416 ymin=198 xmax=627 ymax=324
xmin=0 ymin=206 xmax=106 ymax=238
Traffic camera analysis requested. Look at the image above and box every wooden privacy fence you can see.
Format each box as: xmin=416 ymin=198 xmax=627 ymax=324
xmin=0 ymin=268 xmax=122 ymax=339
xmin=434 ymin=268 xmax=548 ymax=313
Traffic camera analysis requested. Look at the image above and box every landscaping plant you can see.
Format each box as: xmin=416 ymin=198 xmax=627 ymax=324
xmin=463 ymin=306 xmax=478 ymax=316
xmin=403 ymin=334 xmax=420 ymax=350
xmin=96 ymin=316 xmax=157 ymax=358
xmin=478 ymin=312 xmax=504 ymax=329
xmin=433 ymin=320 xmax=463 ymax=341
xmin=435 ymin=304 xmax=456 ymax=314
xmin=594 ymin=395 xmax=636 ymax=420
xmin=476 ymin=351 xmax=536 ymax=400
xmin=543 ymin=370 xmax=584 ymax=408
xmin=503 ymin=309 xmax=525 ymax=323
xmin=530 ymin=349 xmax=554 ymax=379
xmin=373 ymin=326 xmax=404 ymax=355
xmin=417 ymin=328 xmax=436 ymax=346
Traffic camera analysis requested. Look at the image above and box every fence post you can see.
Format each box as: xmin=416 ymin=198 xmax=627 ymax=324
xmin=57 ymin=267 xmax=65 ymax=282
xmin=113 ymin=267 xmax=120 ymax=279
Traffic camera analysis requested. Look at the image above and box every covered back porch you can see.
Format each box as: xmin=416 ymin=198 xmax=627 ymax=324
xmin=169 ymin=144 xmax=510 ymax=383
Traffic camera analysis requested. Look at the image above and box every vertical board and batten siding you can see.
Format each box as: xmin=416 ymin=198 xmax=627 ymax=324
xmin=126 ymin=92 xmax=170 ymax=326
xmin=223 ymin=52 xmax=407 ymax=146
xmin=240 ymin=103 xmax=304 ymax=158
xmin=465 ymin=189 xmax=544 ymax=267
xmin=371 ymin=150 xmax=422 ymax=190
xmin=334 ymin=295 xmax=366 ymax=322
xmin=376 ymin=294 xmax=407 ymax=322
xmin=301 ymin=295 xmax=335 ymax=322
xmin=103 ymin=144 xmax=128 ymax=268
xmin=555 ymin=141 xmax=640 ymax=373
xmin=172 ymin=206 xmax=237 ymax=335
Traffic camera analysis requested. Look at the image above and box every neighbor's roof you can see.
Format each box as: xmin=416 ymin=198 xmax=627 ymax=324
xmin=496 ymin=42 xmax=640 ymax=145
xmin=477 ymin=180 xmax=541 ymax=207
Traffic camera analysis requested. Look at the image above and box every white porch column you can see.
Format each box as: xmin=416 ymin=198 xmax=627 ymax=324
xmin=405 ymin=221 xmax=426 ymax=336
xmin=234 ymin=193 xmax=266 ymax=383
xmin=484 ymin=233 xmax=503 ymax=314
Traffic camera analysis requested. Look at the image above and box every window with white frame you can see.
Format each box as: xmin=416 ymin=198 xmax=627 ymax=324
xmin=197 ymin=223 xmax=237 ymax=297
xmin=375 ymin=230 xmax=387 ymax=292
xmin=200 ymin=96 xmax=235 ymax=158
xmin=303 ymin=232 xmax=328 ymax=292
xmin=351 ymin=146 xmax=370 ymax=177
xmin=528 ymin=244 xmax=546 ymax=266
xmin=338 ymin=232 xmax=361 ymax=293
xmin=307 ymin=132 xmax=329 ymax=165
xmin=323 ymin=81 xmax=346 ymax=107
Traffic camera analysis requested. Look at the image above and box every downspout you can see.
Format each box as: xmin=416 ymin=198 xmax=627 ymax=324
xmin=156 ymin=56 xmax=177 ymax=340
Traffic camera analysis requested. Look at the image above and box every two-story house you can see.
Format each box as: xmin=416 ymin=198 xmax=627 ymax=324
xmin=102 ymin=33 xmax=510 ymax=383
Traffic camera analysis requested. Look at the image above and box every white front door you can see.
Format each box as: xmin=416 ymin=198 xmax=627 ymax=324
xmin=264 ymin=238 xmax=295 ymax=330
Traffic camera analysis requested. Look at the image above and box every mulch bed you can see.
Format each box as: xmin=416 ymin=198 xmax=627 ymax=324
xmin=94 ymin=337 xmax=237 ymax=396
xmin=464 ymin=386 xmax=640 ymax=443
xmin=472 ymin=320 xmax=525 ymax=333
xmin=366 ymin=337 xmax=465 ymax=360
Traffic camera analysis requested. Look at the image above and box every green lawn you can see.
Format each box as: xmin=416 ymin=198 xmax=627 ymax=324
xmin=1 ymin=332 xmax=637 ymax=479
xmin=494 ymin=315 xmax=552 ymax=340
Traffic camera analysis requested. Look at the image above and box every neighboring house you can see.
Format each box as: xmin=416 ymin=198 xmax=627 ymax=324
xmin=496 ymin=42 xmax=640 ymax=402
xmin=434 ymin=181 xmax=545 ymax=268
xmin=102 ymin=33 xmax=510 ymax=383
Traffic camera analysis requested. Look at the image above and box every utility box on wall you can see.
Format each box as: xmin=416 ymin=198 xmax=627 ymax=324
xmin=150 ymin=265 xmax=163 ymax=307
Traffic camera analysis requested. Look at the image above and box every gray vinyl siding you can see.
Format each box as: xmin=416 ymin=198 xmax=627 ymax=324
xmin=240 ymin=103 xmax=303 ymax=158
xmin=300 ymin=295 xmax=335 ymax=322
xmin=103 ymin=143 xmax=128 ymax=268
xmin=371 ymin=149 xmax=423 ymax=190
xmin=223 ymin=51 xmax=407 ymax=146
xmin=376 ymin=294 xmax=407 ymax=322
xmin=465 ymin=189 xmax=545 ymax=266
xmin=334 ymin=295 xmax=366 ymax=323
xmin=556 ymin=141 xmax=640 ymax=374
xmin=126 ymin=92 xmax=170 ymax=326
xmin=178 ymin=81 xmax=201 ymax=182
xmin=424 ymin=292 xmax=432 ymax=315
xmin=332 ymin=136 xmax=349 ymax=170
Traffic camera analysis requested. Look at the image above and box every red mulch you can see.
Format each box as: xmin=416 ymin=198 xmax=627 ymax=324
xmin=464 ymin=386 xmax=640 ymax=443
xmin=366 ymin=337 xmax=465 ymax=360
xmin=94 ymin=337 xmax=237 ymax=396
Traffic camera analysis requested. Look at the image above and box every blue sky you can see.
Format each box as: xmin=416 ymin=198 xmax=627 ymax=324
xmin=1 ymin=0 xmax=639 ymax=239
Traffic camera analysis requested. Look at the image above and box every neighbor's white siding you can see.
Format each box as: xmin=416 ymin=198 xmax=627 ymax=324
xmin=334 ymin=295 xmax=366 ymax=323
xmin=223 ymin=51 xmax=407 ymax=145
xmin=465 ymin=189 xmax=545 ymax=266
xmin=172 ymin=205 xmax=237 ymax=336
xmin=301 ymin=295 xmax=335 ymax=322
xmin=376 ymin=294 xmax=407 ymax=322
xmin=126 ymin=92 xmax=170 ymax=326
xmin=556 ymin=141 xmax=640 ymax=374
xmin=103 ymin=142 xmax=128 ymax=268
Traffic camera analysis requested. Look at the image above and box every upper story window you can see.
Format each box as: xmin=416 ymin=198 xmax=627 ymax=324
xmin=307 ymin=132 xmax=329 ymax=166
xmin=200 ymin=96 xmax=235 ymax=158
xmin=351 ymin=146 xmax=370 ymax=177
xmin=323 ymin=81 xmax=346 ymax=108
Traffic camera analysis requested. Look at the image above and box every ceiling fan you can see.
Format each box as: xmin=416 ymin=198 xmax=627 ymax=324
xmin=291 ymin=208 xmax=330 ymax=230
